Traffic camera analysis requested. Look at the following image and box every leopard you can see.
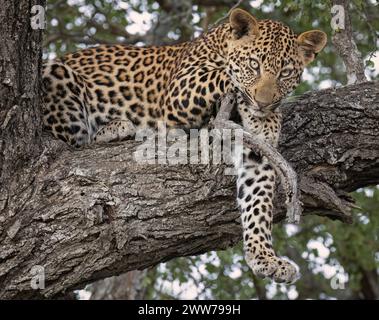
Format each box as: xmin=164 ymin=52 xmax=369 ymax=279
xmin=42 ymin=8 xmax=327 ymax=284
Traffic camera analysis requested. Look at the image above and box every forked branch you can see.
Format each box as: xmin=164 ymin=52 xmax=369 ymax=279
xmin=212 ymin=93 xmax=302 ymax=224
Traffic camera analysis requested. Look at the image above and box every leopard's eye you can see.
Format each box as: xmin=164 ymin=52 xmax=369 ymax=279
xmin=280 ymin=68 xmax=293 ymax=78
xmin=250 ymin=58 xmax=260 ymax=70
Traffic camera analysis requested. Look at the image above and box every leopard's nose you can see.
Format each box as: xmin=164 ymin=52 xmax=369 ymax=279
xmin=256 ymin=100 xmax=271 ymax=109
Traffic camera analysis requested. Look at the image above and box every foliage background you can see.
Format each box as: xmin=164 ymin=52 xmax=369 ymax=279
xmin=44 ymin=0 xmax=379 ymax=299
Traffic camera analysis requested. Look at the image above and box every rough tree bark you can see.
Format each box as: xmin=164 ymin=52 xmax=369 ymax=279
xmin=331 ymin=0 xmax=367 ymax=84
xmin=1 ymin=0 xmax=379 ymax=300
xmin=0 ymin=80 xmax=378 ymax=299
xmin=0 ymin=0 xmax=45 ymax=210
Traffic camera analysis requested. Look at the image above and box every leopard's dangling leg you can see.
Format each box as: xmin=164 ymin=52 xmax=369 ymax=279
xmin=234 ymin=91 xmax=299 ymax=284
xmin=236 ymin=150 xmax=299 ymax=283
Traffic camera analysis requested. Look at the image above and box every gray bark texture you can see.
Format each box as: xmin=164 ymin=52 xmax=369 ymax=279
xmin=0 ymin=81 xmax=378 ymax=299
xmin=1 ymin=0 xmax=379 ymax=300
xmin=331 ymin=0 xmax=367 ymax=84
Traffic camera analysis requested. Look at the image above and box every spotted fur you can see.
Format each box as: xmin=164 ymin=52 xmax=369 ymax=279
xmin=42 ymin=8 xmax=327 ymax=283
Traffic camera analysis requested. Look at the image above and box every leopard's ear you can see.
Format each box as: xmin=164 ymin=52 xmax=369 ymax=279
xmin=297 ymin=30 xmax=327 ymax=65
xmin=229 ymin=8 xmax=259 ymax=39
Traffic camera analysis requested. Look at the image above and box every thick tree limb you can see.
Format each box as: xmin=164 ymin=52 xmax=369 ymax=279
xmin=0 ymin=81 xmax=378 ymax=299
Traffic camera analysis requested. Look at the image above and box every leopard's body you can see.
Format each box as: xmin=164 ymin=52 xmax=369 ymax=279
xmin=42 ymin=9 xmax=326 ymax=283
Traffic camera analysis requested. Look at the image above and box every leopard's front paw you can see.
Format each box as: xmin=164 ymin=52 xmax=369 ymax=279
xmin=247 ymin=254 xmax=300 ymax=284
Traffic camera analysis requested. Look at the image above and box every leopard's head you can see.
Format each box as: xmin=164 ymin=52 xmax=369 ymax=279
xmin=226 ymin=9 xmax=327 ymax=115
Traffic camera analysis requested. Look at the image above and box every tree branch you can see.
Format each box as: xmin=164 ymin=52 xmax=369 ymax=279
xmin=331 ymin=0 xmax=367 ymax=84
xmin=0 ymin=80 xmax=378 ymax=299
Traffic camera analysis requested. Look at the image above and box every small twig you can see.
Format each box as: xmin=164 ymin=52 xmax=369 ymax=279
xmin=210 ymin=0 xmax=244 ymax=29
xmin=212 ymin=93 xmax=302 ymax=224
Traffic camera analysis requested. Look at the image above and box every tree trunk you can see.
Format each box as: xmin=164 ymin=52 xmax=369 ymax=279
xmin=0 ymin=0 xmax=46 ymax=298
xmin=1 ymin=0 xmax=379 ymax=301
xmin=359 ymin=268 xmax=379 ymax=300
xmin=0 ymin=0 xmax=45 ymax=213
xmin=87 ymin=270 xmax=147 ymax=300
